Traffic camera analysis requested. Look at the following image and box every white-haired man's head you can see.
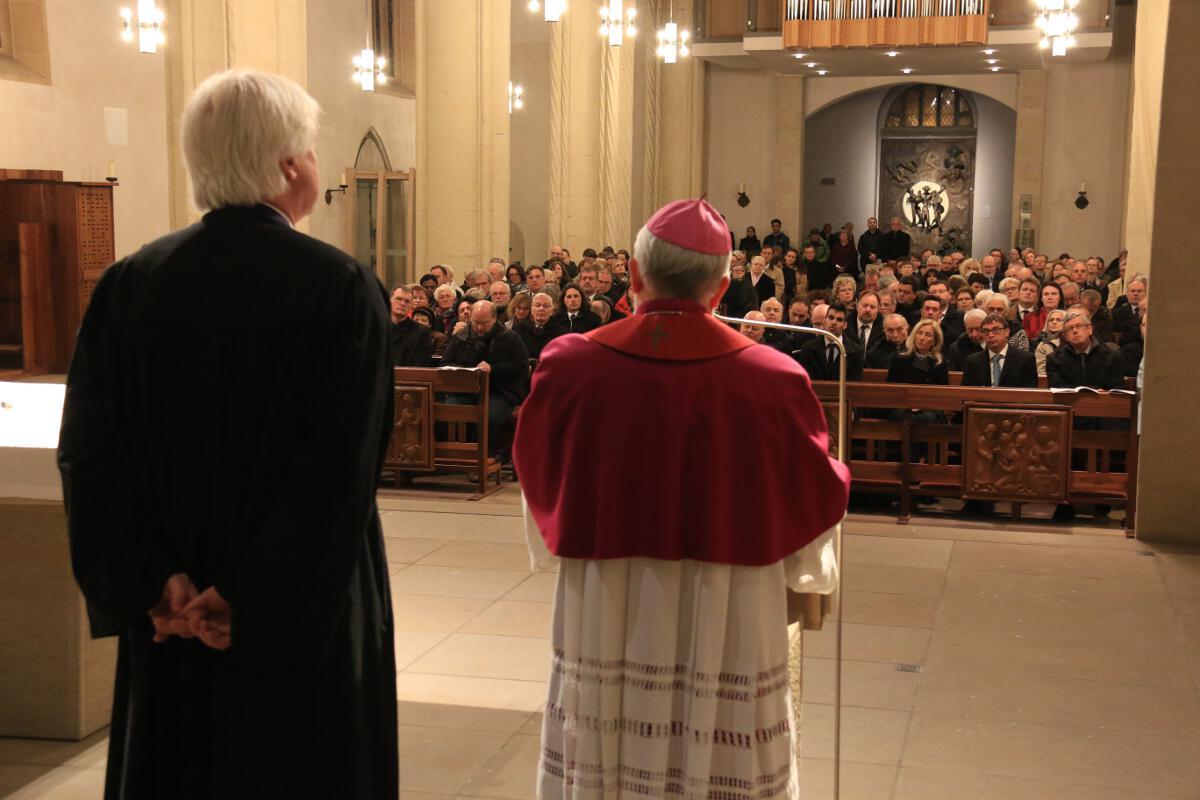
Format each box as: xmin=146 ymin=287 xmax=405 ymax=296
xmin=631 ymin=226 xmax=730 ymax=304
xmin=182 ymin=69 xmax=322 ymax=215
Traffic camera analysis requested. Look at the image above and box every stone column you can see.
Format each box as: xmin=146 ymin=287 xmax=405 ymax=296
xmin=1131 ymin=0 xmax=1200 ymax=543
xmin=1121 ymin=0 xmax=1169 ymax=273
xmin=775 ymin=75 xmax=804 ymax=241
xmin=415 ymin=0 xmax=510 ymax=272
xmin=598 ymin=29 xmax=636 ymax=248
xmin=1010 ymin=69 xmax=1047 ymax=252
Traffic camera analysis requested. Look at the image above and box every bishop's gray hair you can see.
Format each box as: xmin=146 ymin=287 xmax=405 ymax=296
xmin=632 ymin=226 xmax=730 ymax=301
xmin=182 ymin=69 xmax=321 ymax=211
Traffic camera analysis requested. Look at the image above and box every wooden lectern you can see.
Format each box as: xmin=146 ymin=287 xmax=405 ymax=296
xmin=0 ymin=169 xmax=116 ymax=374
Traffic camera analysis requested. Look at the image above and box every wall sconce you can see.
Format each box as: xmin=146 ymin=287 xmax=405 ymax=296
xmin=736 ymin=182 xmax=750 ymax=208
xmin=508 ymin=82 xmax=525 ymax=114
xmin=600 ymin=0 xmax=636 ymax=46
xmin=353 ymin=49 xmax=387 ymax=92
xmin=325 ymin=184 xmax=348 ymax=205
xmin=1074 ymin=181 xmax=1089 ymax=210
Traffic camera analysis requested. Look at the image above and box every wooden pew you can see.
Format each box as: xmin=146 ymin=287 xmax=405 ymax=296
xmin=810 ymin=380 xmax=1139 ymax=535
xmin=384 ymin=367 xmax=504 ymax=499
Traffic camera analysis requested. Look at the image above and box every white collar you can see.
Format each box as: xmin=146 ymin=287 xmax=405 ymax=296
xmin=991 ymin=345 xmax=1009 ymax=359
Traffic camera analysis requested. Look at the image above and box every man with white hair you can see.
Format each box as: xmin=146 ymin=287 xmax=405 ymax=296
xmin=57 ymin=70 xmax=398 ymax=797
xmin=515 ymin=198 xmax=849 ymax=799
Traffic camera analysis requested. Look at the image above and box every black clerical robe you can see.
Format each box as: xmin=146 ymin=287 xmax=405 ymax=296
xmin=393 ymin=316 xmax=435 ymax=366
xmin=58 ymin=204 xmax=398 ymax=799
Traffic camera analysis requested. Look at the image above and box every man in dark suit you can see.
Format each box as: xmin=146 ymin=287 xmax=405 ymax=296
xmin=879 ymin=216 xmax=912 ymax=262
xmin=867 ymin=313 xmax=909 ymax=369
xmin=443 ymin=300 xmax=531 ymax=453
xmin=391 ymin=285 xmax=434 ymax=366
xmin=799 ymin=243 xmax=835 ymax=292
xmin=1046 ymin=310 xmax=1125 ymax=390
xmin=56 ymin=69 xmax=399 ymax=799
xmin=1111 ymin=277 xmax=1146 ymax=344
xmin=892 ymin=277 xmax=921 ymax=325
xmin=796 ymin=303 xmax=865 ymax=381
xmin=962 ymin=313 xmax=1038 ymax=387
xmin=514 ymin=292 xmax=565 ymax=358
xmin=846 ymin=290 xmax=884 ymax=356
xmin=946 ymin=308 xmax=987 ymax=371
xmin=857 ymin=216 xmax=885 ymax=272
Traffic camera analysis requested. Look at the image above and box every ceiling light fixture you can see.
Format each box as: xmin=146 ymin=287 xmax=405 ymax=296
xmin=983 ymin=48 xmax=996 ymax=55
xmin=527 ymin=0 xmax=565 ymax=22
xmin=600 ymin=0 xmax=636 ymax=46
xmin=817 ymin=69 xmax=827 ymax=75
xmin=806 ymin=61 xmax=817 ymax=68
xmin=990 ymin=66 xmax=1001 ymax=71
xmin=1035 ymin=0 xmax=1078 ymax=56
xmin=885 ymin=50 xmax=899 ymax=57
xmin=901 ymin=67 xmax=913 ymax=74
xmin=655 ymin=1 xmax=690 ymax=63
xmin=793 ymin=53 xmax=807 ymax=58
xmin=986 ymin=58 xmax=998 ymax=64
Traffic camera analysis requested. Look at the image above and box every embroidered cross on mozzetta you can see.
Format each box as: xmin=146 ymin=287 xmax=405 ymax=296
xmin=648 ymin=321 xmax=669 ymax=351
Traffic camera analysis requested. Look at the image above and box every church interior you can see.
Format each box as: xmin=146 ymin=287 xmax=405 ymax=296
xmin=1 ymin=0 xmax=1199 ymax=798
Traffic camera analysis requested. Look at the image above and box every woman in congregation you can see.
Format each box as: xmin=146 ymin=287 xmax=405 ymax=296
xmin=409 ymin=284 xmax=431 ymax=313
xmin=832 ymin=275 xmax=858 ymax=308
xmin=412 ymin=307 xmax=449 ymax=358
xmin=1033 ymin=309 xmax=1067 ymax=377
xmin=506 ymin=263 xmax=527 ymax=294
xmin=452 ymin=297 xmax=474 ymax=335
xmin=955 ymin=287 xmax=976 ymax=313
xmin=433 ymin=283 xmax=458 ymax=335
xmin=1022 ymin=282 xmax=1063 ymax=340
xmin=887 ymin=319 xmax=949 ymax=387
xmin=828 ymin=229 xmax=859 ymax=278
xmin=738 ymin=225 xmax=761 ymax=258
xmin=506 ymin=291 xmax=532 ymax=330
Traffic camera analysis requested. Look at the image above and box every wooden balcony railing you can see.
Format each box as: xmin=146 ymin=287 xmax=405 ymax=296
xmin=783 ymin=0 xmax=988 ymax=48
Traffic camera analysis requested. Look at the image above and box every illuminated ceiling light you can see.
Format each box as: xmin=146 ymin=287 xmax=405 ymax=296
xmin=806 ymin=61 xmax=817 ymax=68
xmin=353 ymin=49 xmax=387 ymax=91
xmin=885 ymin=50 xmax=900 ymax=57
xmin=986 ymin=58 xmax=998 ymax=64
xmin=990 ymin=66 xmax=1002 ymax=71
xmin=119 ymin=0 xmax=165 ymax=53
xmin=901 ymin=67 xmax=914 ymax=74
xmin=508 ymin=82 xmax=525 ymax=113
xmin=600 ymin=0 xmax=636 ymax=46
xmin=656 ymin=2 xmax=690 ymax=63
xmin=528 ymin=0 xmax=565 ymax=22
xmin=793 ymin=53 xmax=807 ymax=58
xmin=1035 ymin=0 xmax=1079 ymax=57
xmin=983 ymin=48 xmax=996 ymax=54
xmin=817 ymin=69 xmax=827 ymax=75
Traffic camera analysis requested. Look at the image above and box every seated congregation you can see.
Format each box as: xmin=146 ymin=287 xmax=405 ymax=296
xmin=384 ymin=217 xmax=1145 ymax=524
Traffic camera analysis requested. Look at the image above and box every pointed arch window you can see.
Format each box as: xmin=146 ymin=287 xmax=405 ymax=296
xmin=347 ymin=130 xmax=415 ymax=287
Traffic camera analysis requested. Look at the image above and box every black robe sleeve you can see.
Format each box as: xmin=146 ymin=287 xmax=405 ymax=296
xmin=59 ymin=262 xmax=181 ymax=638
xmin=211 ymin=266 xmax=393 ymax=661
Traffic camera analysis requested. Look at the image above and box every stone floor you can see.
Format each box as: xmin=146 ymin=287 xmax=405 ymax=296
xmin=2 ymin=485 xmax=1199 ymax=799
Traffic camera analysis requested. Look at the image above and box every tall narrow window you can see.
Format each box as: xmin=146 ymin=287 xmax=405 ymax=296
xmin=347 ymin=132 xmax=415 ymax=287
xmin=371 ymin=0 xmax=415 ymax=95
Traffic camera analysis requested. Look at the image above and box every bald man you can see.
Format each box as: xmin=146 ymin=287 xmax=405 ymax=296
xmin=740 ymin=310 xmax=767 ymax=344
xmin=442 ymin=300 xmax=530 ymax=455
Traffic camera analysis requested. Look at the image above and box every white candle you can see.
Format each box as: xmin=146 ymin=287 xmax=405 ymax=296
xmin=108 ymin=160 xmax=116 ymax=178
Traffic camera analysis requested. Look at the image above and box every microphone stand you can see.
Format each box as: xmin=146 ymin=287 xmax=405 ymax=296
xmin=715 ymin=314 xmax=848 ymax=800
